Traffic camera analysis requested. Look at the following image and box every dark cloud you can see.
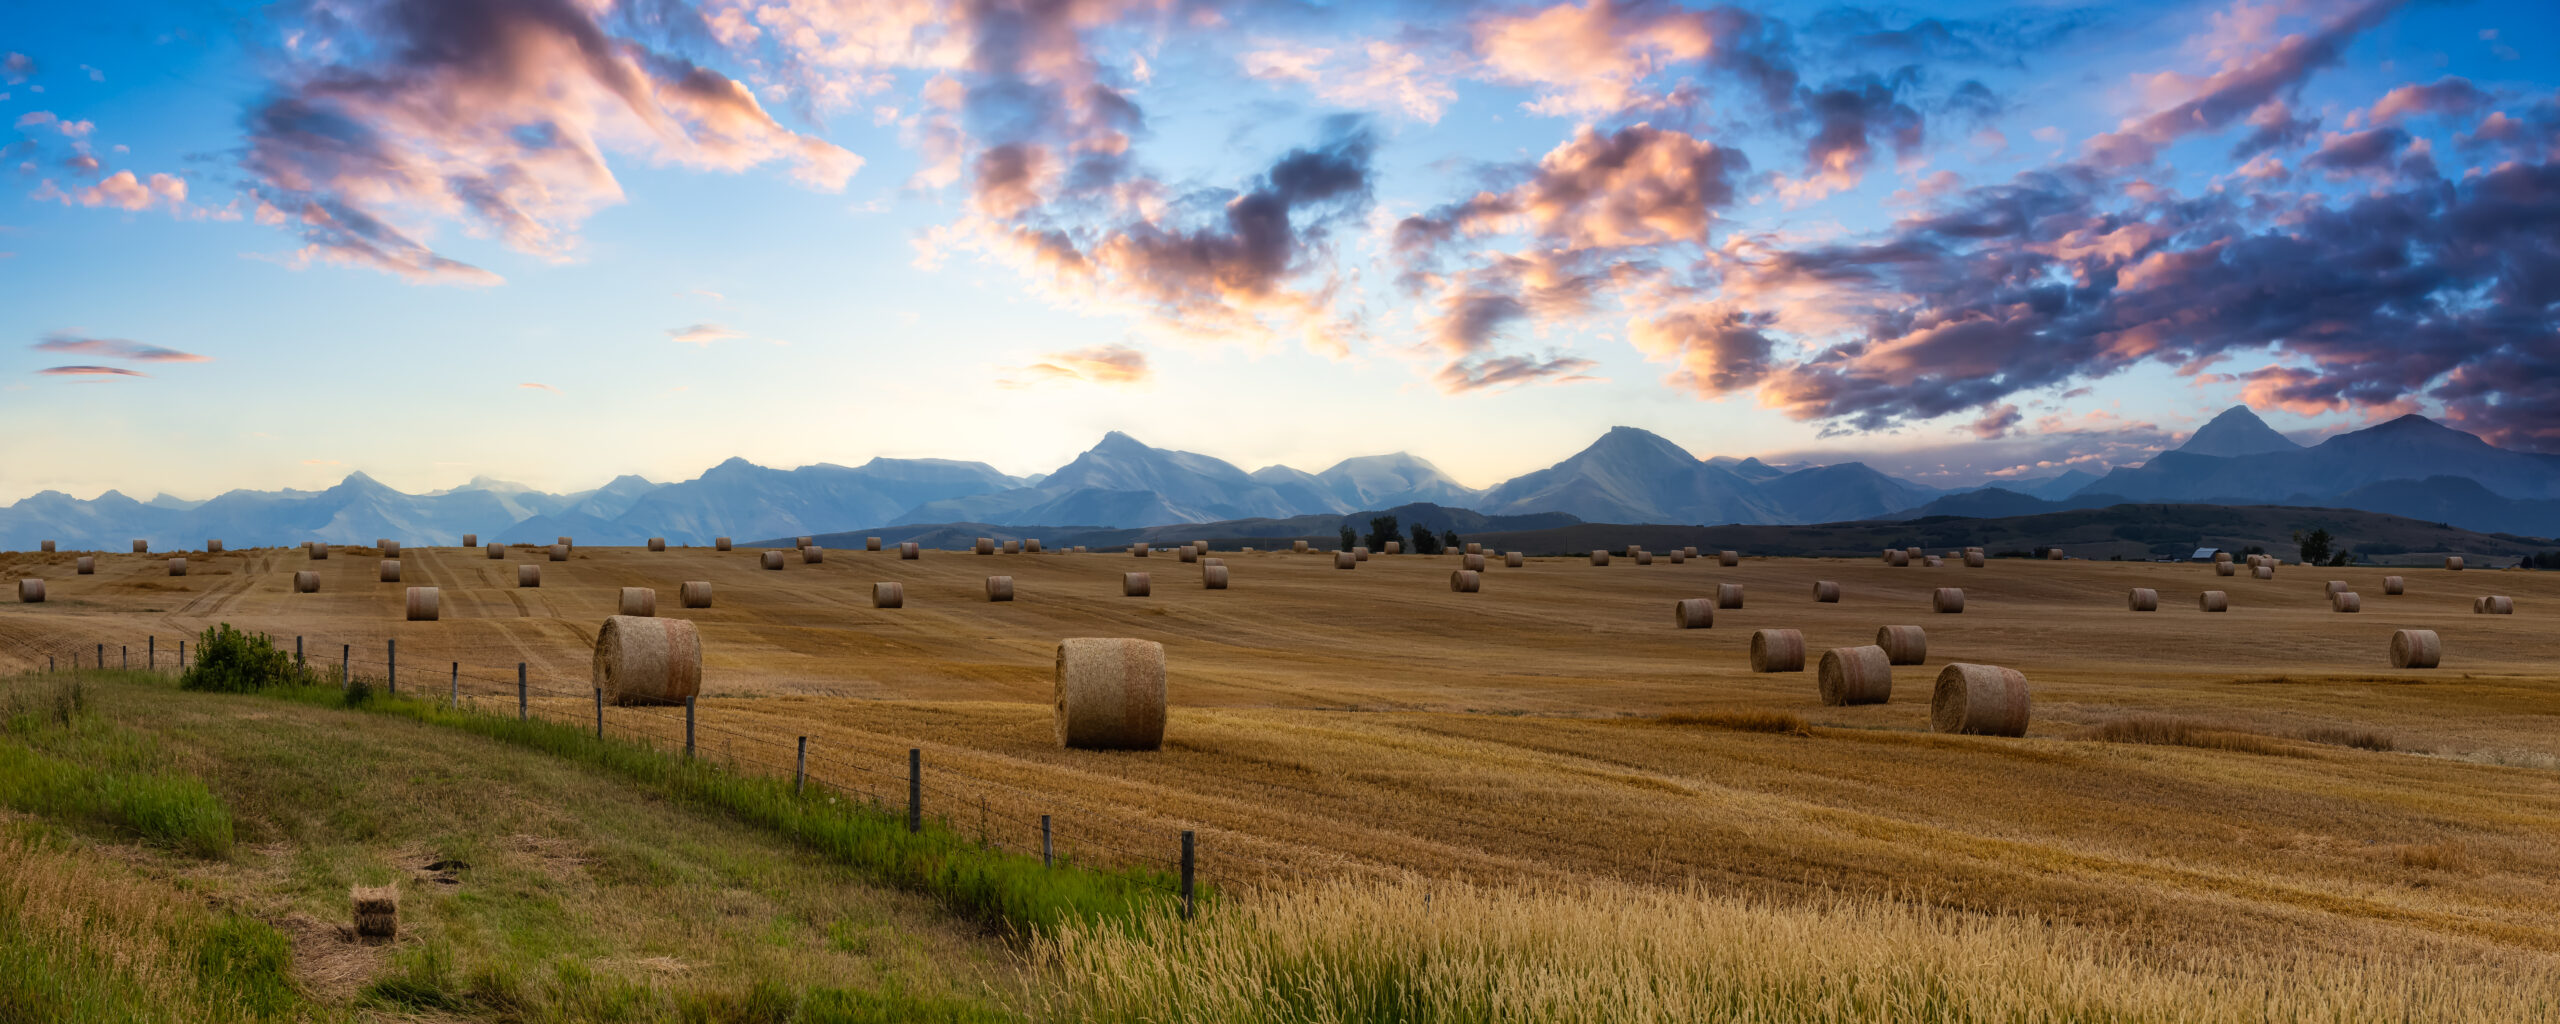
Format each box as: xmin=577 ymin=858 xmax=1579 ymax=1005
xmin=37 ymin=365 xmax=147 ymax=377
xmin=2303 ymin=127 xmax=2411 ymax=175
xmin=2080 ymin=0 xmax=2404 ymax=168
xmin=33 ymin=333 xmax=210 ymax=362
xmin=1436 ymin=353 xmax=1600 ymax=392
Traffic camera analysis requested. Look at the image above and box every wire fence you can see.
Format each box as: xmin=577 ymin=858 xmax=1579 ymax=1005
xmin=2 ymin=629 xmax=1229 ymax=907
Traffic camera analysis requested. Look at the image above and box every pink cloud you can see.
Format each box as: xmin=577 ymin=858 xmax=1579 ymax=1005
xmin=36 ymin=365 xmax=146 ymax=378
xmin=1005 ymin=344 xmax=1153 ymax=387
xmin=33 ymin=333 xmax=210 ymax=362
xmin=31 ymin=170 xmax=186 ymax=212
xmin=667 ymin=323 xmax=745 ymax=346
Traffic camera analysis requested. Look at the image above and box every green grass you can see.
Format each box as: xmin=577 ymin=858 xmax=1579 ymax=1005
xmin=254 ymin=675 xmax=1187 ymax=936
xmin=0 ymin=677 xmax=235 ymax=857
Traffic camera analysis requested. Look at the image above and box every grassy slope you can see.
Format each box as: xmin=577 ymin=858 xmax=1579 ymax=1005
xmin=0 ymin=672 xmax=1023 ymax=1023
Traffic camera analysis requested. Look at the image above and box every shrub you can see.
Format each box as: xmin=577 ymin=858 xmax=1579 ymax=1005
xmin=178 ymin=626 xmax=309 ymax=694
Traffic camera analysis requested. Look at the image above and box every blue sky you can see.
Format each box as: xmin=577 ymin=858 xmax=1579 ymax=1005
xmin=2 ymin=0 xmax=2554 ymax=503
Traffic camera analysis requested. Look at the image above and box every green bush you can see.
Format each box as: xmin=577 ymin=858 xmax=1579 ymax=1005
xmin=178 ymin=625 xmax=310 ymax=694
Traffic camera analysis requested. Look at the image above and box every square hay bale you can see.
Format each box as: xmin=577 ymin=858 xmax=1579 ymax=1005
xmin=351 ymin=884 xmax=399 ymax=941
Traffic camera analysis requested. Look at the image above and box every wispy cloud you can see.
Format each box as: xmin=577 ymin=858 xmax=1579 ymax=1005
xmin=518 ymin=382 xmax=558 ymax=393
xmin=668 ymin=323 xmax=745 ymax=346
xmin=37 ymin=365 xmax=146 ymax=377
xmin=34 ymin=332 xmax=210 ymax=362
xmin=1003 ymin=344 xmax=1153 ymax=388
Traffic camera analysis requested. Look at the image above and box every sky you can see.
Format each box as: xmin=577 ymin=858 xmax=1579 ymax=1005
xmin=1 ymin=0 xmax=2554 ymax=503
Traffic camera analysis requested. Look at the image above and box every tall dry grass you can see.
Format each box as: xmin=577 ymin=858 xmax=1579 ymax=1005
xmin=1036 ymin=878 xmax=2560 ymax=1023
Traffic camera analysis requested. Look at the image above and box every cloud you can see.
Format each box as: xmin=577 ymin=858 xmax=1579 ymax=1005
xmin=518 ymin=382 xmax=559 ymax=393
xmin=1471 ymin=0 xmax=1717 ymax=117
xmin=1628 ymin=304 xmax=1774 ymax=393
xmin=667 ymin=323 xmax=745 ymax=346
xmin=2 ymin=53 xmax=32 ymax=85
xmin=2367 ymin=76 xmax=2490 ymax=123
xmin=1006 ymin=344 xmax=1152 ymax=386
xmin=30 ymin=170 xmax=187 ymax=212
xmin=1435 ymin=353 xmax=1601 ymax=392
xmin=240 ymin=0 xmax=858 ymax=284
xmin=37 ymin=365 xmax=146 ymax=377
xmin=2079 ymin=0 xmax=2403 ymax=168
xmin=1968 ymin=402 xmax=2023 ymax=440
xmin=33 ymin=333 xmax=210 ymax=363
xmin=1242 ymin=39 xmax=1460 ymax=122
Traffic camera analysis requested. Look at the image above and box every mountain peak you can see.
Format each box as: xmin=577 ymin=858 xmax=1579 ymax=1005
xmin=2177 ymin=405 xmax=2300 ymax=457
xmin=1092 ymin=431 xmax=1152 ymax=453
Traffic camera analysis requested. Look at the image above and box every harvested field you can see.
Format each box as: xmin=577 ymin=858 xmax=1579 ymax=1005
xmin=2 ymin=544 xmax=2558 ymax=983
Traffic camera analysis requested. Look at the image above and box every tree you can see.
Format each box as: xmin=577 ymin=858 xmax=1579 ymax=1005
xmin=1338 ymin=526 xmax=1357 ymax=552
xmin=2292 ymin=528 xmax=2334 ymax=566
xmin=1442 ymin=529 xmax=1462 ymax=551
xmin=1363 ymin=516 xmax=1401 ymax=552
xmin=1408 ymin=523 xmax=1441 ymax=555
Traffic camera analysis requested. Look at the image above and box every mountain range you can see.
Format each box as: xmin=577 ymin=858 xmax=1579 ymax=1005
xmin=3 ymin=407 xmax=2554 ymax=549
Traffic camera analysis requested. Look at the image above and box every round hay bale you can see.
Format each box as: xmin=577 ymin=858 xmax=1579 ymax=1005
xmin=1813 ymin=580 xmax=1841 ymax=603
xmin=1004 ymin=540 xmax=1022 ymax=554
xmin=1202 ymin=565 xmax=1229 ymax=589
xmin=1819 ymin=646 xmax=1893 ymax=706
xmin=2215 ymin=561 xmax=2235 ymax=576
xmin=1351 ymin=547 xmax=1367 ymax=562
xmin=708 ymin=537 xmax=728 ymax=552
xmin=381 ymin=540 xmax=400 ymax=556
xmin=1384 ymin=541 xmax=1401 ymax=554
xmin=1122 ymin=572 xmax=1151 ymax=597
xmin=294 ymin=571 xmax=320 ymax=593
xmin=1683 ymin=547 xmax=1699 ymax=558
xmin=1025 ymin=539 xmax=1043 ymax=553
xmin=2252 ymin=564 xmax=2273 ymax=580
xmin=1673 ymin=598 xmax=1713 ymax=629
xmin=1624 ymin=545 xmax=1643 ymax=559
xmin=2214 ymin=551 xmax=2232 ymax=564
xmin=1719 ymin=550 xmax=1739 ymax=567
xmin=2127 ymin=587 xmax=2158 ymax=611
xmin=680 ymin=581 xmax=712 ymax=608
xmin=519 ymin=565 xmax=542 ymax=588
xmin=2198 ymin=590 xmax=2228 ymax=612
xmin=1877 ymin=625 xmax=1927 ymax=665
xmin=2383 ymin=575 xmax=2404 ymax=595
xmin=1054 ymin=638 xmax=1166 ymax=751
xmin=404 ymin=586 xmax=440 ymax=621
xmin=1505 ymin=552 xmax=1524 ymax=568
xmin=17 ymin=579 xmax=44 ymax=603
xmin=1635 ymin=551 xmax=1653 ymax=565
xmin=379 ymin=559 xmax=401 ymax=582
xmin=40 ymin=540 xmax=55 ymax=553
xmin=549 ymin=544 xmax=569 ymax=562
xmin=2324 ymin=580 xmax=2349 ymax=596
xmin=2478 ymin=595 xmax=2514 ymax=615
xmin=1463 ymin=553 xmax=1487 ymax=572
xmin=1132 ymin=543 xmax=1151 ymax=558
xmin=1465 ymin=543 xmax=1483 ymax=555
xmin=2445 ymin=556 xmax=2465 ymax=571
xmin=976 ymin=537 xmax=995 ymax=555
xmin=1450 ymin=569 xmax=1481 ymax=593
xmin=167 ymin=558 xmax=186 ymax=577
xmin=487 ymin=542 xmax=505 ymax=560
xmin=1887 ymin=550 xmax=1910 ymax=567
xmin=2044 ymin=548 xmax=2065 ymax=561
xmin=1906 ymin=547 xmax=1925 ymax=561
xmin=1931 ymin=663 xmax=2031 ymax=736
xmin=133 ymin=540 xmax=148 ymax=554
xmin=2331 ymin=591 xmax=2360 ymax=613
xmin=1590 ymin=550 xmax=1611 ymax=566
xmin=1334 ymin=551 xmax=1356 ymax=570
xmin=309 ymin=542 xmax=330 ymax=560
xmin=1716 ymin=583 xmax=1744 ymax=609
xmin=761 ymin=550 xmax=785 ymax=570
xmin=1924 ymin=556 xmax=1945 ymax=567
xmin=207 ymin=540 xmax=224 ymax=553
xmin=1293 ymin=540 xmax=1309 ymax=553
xmin=76 ymin=556 xmax=95 ymax=575
xmin=866 ymin=537 xmax=883 ymax=551
xmin=461 ymin=533 xmax=477 ymax=549
xmin=796 ymin=536 xmax=813 ymax=548
xmin=872 ymin=582 xmax=904 ymax=608
xmin=1201 ymin=557 xmax=1224 ymax=567
xmin=2390 ymin=629 xmax=2440 ymax=669
xmin=1180 ymin=545 xmax=1199 ymax=563
xmin=1749 ymin=629 xmax=1805 ymax=673
xmin=900 ymin=542 xmax=920 ymax=560
xmin=1932 ymin=587 xmax=1964 ymax=614
xmin=619 ymin=587 xmax=656 ymax=617
xmin=1882 ymin=549 xmax=1897 ymax=563
xmin=801 ymin=545 xmax=824 ymax=564
xmin=1668 ymin=550 xmax=1686 ymax=564
xmin=1963 ymin=552 xmax=1985 ymax=568
xmin=1075 ymin=546 xmax=1091 ymax=554
xmin=648 ymin=538 xmax=667 ymax=552
xmin=985 ymin=575 xmax=1015 ymax=602
xmin=594 ymin=616 xmax=701 ymax=706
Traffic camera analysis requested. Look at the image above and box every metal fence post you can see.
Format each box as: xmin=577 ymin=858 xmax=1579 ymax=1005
xmin=684 ymin=697 xmax=697 ymax=759
xmin=593 ymin=688 xmax=603 ymax=739
xmin=387 ymin=639 xmax=396 ymax=696
xmin=907 ymin=748 xmax=922 ymax=833
xmin=1180 ymin=831 xmax=1196 ymax=919
xmin=1042 ymin=815 xmax=1053 ymax=868
xmin=516 ymin=664 xmax=527 ymax=721
xmin=794 ymin=737 xmax=808 ymax=796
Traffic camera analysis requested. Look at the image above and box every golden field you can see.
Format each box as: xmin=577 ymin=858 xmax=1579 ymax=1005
xmin=5 ymin=540 xmax=2559 ymax=1012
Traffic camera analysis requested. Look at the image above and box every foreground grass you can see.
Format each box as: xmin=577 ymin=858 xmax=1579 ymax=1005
xmin=0 ymin=677 xmax=235 ymax=857
xmin=1038 ymin=878 xmax=2560 ymax=1023
xmin=0 ymin=826 xmax=303 ymax=1023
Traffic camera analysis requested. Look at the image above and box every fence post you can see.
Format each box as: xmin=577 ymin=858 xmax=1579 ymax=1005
xmin=907 ymin=749 xmax=922 ymax=834
xmin=1180 ymin=831 xmax=1196 ymax=919
xmin=178 ymin=641 xmax=186 ymax=670
xmin=1042 ymin=815 xmax=1053 ymax=868
xmin=517 ymin=664 xmax=527 ymax=721
xmin=683 ymin=697 xmax=696 ymax=760
xmin=387 ymin=640 xmax=396 ymax=696
xmin=296 ymin=635 xmax=303 ymax=667
xmin=340 ymin=644 xmax=349 ymax=688
xmin=96 ymin=644 xmax=103 ymax=670
xmin=450 ymin=663 xmax=458 ymax=708
xmin=794 ymin=737 xmax=808 ymax=796
xmin=122 ymin=646 xmax=128 ymax=671
xmin=593 ymin=688 xmax=603 ymax=740
xmin=149 ymin=636 xmax=155 ymax=672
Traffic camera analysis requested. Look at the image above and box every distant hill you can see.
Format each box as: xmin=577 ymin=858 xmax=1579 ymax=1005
xmin=2176 ymin=405 xmax=2303 ymax=457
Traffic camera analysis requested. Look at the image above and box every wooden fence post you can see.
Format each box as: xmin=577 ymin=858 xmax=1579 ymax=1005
xmin=387 ymin=639 xmax=396 ymax=696
xmin=1180 ymin=831 xmax=1196 ymax=919
xmin=684 ymin=697 xmax=697 ymax=759
xmin=1042 ymin=815 xmax=1053 ymax=868
xmin=593 ymin=688 xmax=603 ymax=740
xmin=907 ymin=749 xmax=922 ymax=834
xmin=516 ymin=664 xmax=527 ymax=721
xmin=794 ymin=737 xmax=808 ymax=796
